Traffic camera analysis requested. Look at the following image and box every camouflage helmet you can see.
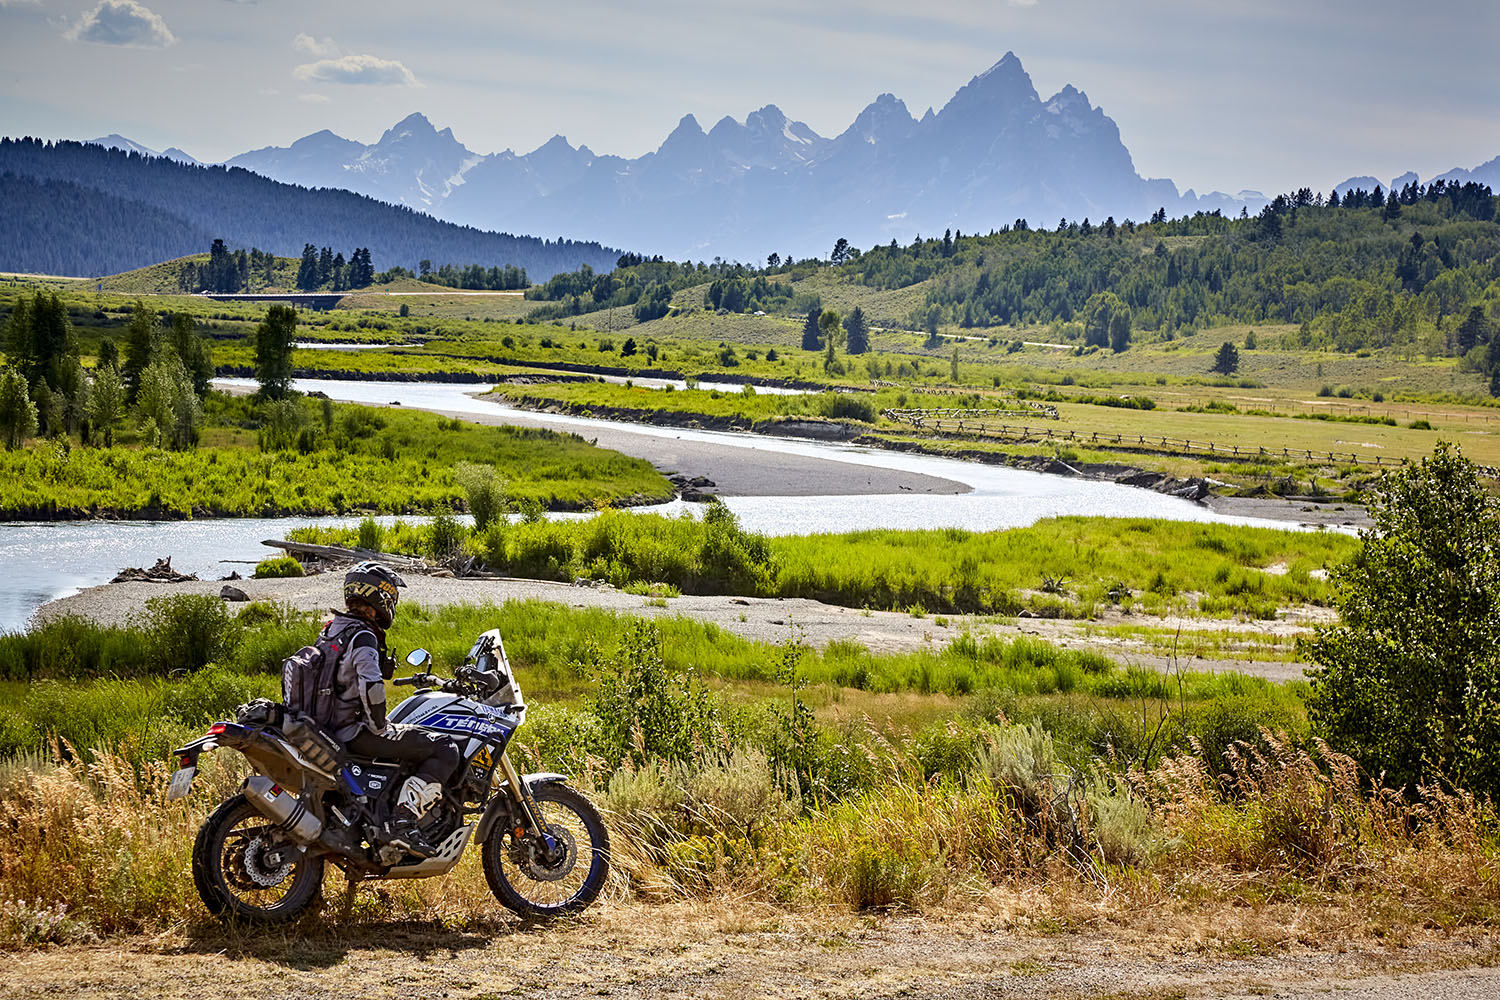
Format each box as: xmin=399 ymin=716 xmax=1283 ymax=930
xmin=344 ymin=561 xmax=405 ymax=628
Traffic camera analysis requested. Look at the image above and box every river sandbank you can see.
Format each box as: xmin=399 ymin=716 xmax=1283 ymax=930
xmin=37 ymin=575 xmax=1316 ymax=682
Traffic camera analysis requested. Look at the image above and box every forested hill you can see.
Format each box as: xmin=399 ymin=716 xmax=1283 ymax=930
xmin=532 ymin=182 xmax=1499 ymax=363
xmin=859 ymin=184 xmax=1500 ymax=354
xmin=0 ymin=138 xmax=622 ymax=279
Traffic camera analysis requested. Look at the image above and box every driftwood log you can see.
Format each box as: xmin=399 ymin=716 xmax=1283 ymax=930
xmin=262 ymin=539 xmax=430 ymax=572
xmin=112 ymin=556 xmax=198 ymax=583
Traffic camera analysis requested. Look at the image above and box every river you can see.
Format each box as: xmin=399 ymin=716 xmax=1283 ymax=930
xmin=1 ymin=378 xmax=1326 ymax=632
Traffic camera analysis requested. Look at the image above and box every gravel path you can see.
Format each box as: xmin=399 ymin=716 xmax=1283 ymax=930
xmin=38 ymin=575 xmax=1314 ymax=681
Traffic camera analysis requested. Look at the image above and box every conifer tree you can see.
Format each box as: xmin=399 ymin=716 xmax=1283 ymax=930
xmin=801 ymin=303 xmax=823 ymax=351
xmin=843 ymin=305 xmax=870 ymax=355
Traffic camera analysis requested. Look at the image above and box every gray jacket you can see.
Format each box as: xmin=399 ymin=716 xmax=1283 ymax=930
xmin=325 ymin=612 xmax=390 ymax=743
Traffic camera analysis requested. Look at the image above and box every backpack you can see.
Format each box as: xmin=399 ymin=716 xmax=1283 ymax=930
xmin=281 ymin=619 xmax=368 ymax=729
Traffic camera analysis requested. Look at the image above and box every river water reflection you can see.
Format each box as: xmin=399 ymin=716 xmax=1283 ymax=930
xmin=1 ymin=378 xmax=1324 ymax=632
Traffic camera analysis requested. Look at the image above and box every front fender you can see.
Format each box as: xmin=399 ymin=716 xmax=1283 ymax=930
xmin=524 ymin=771 xmax=569 ymax=788
xmin=474 ymin=772 xmax=571 ymax=843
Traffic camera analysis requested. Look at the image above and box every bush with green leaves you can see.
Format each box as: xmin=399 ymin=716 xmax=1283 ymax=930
xmin=426 ymin=510 xmax=468 ymax=562
xmin=454 ymin=461 xmax=508 ymax=530
xmin=138 ymin=594 xmax=240 ymax=673
xmin=588 ymin=620 xmax=720 ymax=769
xmin=253 ymin=555 xmax=305 ymax=579
xmin=1305 ymin=443 xmax=1500 ymax=797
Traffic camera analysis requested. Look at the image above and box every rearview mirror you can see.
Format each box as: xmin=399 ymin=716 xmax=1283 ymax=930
xmin=406 ymin=648 xmax=431 ymax=669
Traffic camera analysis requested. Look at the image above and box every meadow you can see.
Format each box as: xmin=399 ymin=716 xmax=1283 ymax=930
xmin=0 ymin=393 xmax=671 ymax=517
xmin=289 ymin=511 xmax=1358 ymax=619
xmin=0 ymin=593 xmax=1492 ymax=948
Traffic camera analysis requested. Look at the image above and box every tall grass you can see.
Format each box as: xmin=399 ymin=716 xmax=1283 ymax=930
xmin=0 ymin=610 xmax=1491 ymax=943
xmin=294 ymin=513 xmax=1356 ymax=618
xmin=0 ymin=394 xmax=671 ymax=517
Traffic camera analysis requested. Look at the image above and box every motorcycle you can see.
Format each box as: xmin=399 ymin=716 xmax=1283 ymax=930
xmin=168 ymin=628 xmax=609 ymax=922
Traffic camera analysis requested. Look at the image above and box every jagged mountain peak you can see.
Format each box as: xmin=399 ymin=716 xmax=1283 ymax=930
xmin=532 ymin=134 xmax=577 ymax=154
xmin=838 ymin=92 xmax=916 ymax=148
xmin=385 ymin=111 xmax=436 ymax=134
xmin=957 ymin=51 xmax=1037 ymax=101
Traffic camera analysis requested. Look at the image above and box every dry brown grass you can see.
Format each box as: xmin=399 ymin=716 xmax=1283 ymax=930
xmin=0 ymin=730 xmax=1495 ymax=955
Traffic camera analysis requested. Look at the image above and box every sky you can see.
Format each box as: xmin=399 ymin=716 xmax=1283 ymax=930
xmin=0 ymin=0 xmax=1496 ymax=199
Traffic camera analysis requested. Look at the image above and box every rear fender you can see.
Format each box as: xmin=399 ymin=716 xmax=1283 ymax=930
xmin=474 ymin=772 xmax=569 ymax=843
xmin=173 ymin=723 xmax=335 ymax=791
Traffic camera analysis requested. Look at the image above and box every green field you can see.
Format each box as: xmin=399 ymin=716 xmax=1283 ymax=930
xmin=0 ymin=393 xmax=671 ymax=517
xmin=290 ymin=512 xmax=1358 ymax=618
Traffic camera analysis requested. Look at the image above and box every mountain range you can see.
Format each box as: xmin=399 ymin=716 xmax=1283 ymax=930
xmin=53 ymin=51 xmax=1500 ymax=268
xmin=92 ymin=54 xmax=1280 ymax=263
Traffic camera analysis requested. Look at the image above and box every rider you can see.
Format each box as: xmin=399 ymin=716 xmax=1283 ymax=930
xmin=325 ymin=561 xmax=458 ymax=858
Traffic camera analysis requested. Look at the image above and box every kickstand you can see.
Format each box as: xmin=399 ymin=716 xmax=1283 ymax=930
xmin=336 ymin=874 xmax=359 ymax=921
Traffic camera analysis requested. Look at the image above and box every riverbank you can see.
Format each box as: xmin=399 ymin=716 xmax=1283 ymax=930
xmin=37 ymin=575 xmax=1321 ymax=681
xmin=450 ymin=392 xmax=1367 ymax=527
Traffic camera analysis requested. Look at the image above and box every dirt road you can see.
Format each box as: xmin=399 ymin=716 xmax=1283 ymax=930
xmin=7 ymin=901 xmax=1497 ymax=999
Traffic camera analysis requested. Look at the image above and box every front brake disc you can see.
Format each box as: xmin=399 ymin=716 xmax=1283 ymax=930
xmin=515 ymin=826 xmax=577 ymax=882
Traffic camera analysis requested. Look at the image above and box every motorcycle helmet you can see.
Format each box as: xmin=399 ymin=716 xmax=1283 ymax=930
xmin=344 ymin=561 xmax=405 ymax=628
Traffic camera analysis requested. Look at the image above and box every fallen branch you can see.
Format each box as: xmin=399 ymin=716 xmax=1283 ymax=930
xmin=262 ymin=539 xmax=430 ymax=572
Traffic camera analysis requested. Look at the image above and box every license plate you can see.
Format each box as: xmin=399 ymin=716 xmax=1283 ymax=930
xmin=167 ymin=766 xmax=196 ymax=801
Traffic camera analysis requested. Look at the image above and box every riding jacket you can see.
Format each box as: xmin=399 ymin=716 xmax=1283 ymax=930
xmin=324 ymin=611 xmax=395 ymax=743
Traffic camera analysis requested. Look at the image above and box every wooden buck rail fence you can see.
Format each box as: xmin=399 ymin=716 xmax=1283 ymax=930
xmin=878 ymin=410 xmax=1465 ymax=472
xmin=887 ymin=404 xmax=1060 ymax=423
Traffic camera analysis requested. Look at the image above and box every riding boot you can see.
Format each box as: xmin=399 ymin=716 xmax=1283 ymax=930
xmin=385 ymin=776 xmax=444 ymax=858
xmin=386 ymin=805 xmax=440 ymax=858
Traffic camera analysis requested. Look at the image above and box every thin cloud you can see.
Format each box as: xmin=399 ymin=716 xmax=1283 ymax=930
xmin=66 ymin=0 xmax=176 ymax=47
xmin=297 ymin=93 xmax=331 ymax=104
xmin=293 ymin=54 xmax=420 ymax=87
xmin=293 ymin=33 xmax=339 ymax=57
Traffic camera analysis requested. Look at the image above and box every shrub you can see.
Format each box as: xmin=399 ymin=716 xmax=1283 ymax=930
xmin=454 ymin=461 xmax=508 ymax=530
xmin=253 ymin=555 xmax=304 ymax=579
xmin=589 ymin=620 xmax=720 ymax=768
xmin=138 ymin=595 xmax=239 ymax=673
xmin=817 ymin=393 xmax=876 ymax=422
xmin=1304 ymin=443 xmax=1500 ymax=797
xmin=426 ymin=510 xmax=468 ymax=561
xmin=356 ymin=516 xmax=383 ymax=551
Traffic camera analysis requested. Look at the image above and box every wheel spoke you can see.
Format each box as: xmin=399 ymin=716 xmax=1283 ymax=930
xmin=200 ymin=795 xmax=323 ymax=919
xmin=489 ymin=786 xmax=608 ymax=914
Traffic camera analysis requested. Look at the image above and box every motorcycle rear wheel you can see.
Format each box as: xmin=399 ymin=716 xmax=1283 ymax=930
xmin=192 ymin=793 xmax=325 ymax=923
xmin=482 ymin=783 xmax=609 ymax=917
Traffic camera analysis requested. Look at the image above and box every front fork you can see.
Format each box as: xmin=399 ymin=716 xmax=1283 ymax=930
xmin=498 ymin=751 xmax=558 ymax=852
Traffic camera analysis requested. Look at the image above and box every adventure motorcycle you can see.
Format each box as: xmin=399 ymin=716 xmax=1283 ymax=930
xmin=168 ymin=628 xmax=609 ymax=921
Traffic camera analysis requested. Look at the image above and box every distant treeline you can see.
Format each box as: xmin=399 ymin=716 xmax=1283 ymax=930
xmin=525 ymin=253 xmax=801 ymax=322
xmin=382 ymin=261 xmax=530 ymax=291
xmin=0 ymin=138 xmax=622 ymax=280
xmin=851 ymin=181 xmax=1498 ymax=357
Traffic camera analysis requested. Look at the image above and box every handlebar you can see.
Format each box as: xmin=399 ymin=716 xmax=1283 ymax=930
xmin=392 ymin=673 xmax=433 ymax=687
xmin=392 ymin=668 xmax=501 ymax=696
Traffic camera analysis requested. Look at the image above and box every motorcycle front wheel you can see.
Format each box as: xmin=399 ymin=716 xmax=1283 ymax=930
xmin=191 ymin=793 xmax=325 ymax=922
xmin=483 ymin=783 xmax=609 ymax=917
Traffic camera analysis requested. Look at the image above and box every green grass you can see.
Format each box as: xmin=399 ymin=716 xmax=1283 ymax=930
xmin=0 ymin=393 xmax=671 ymax=517
xmin=0 ymin=596 xmax=1304 ymax=776
xmin=292 ymin=512 xmax=1356 ymax=619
